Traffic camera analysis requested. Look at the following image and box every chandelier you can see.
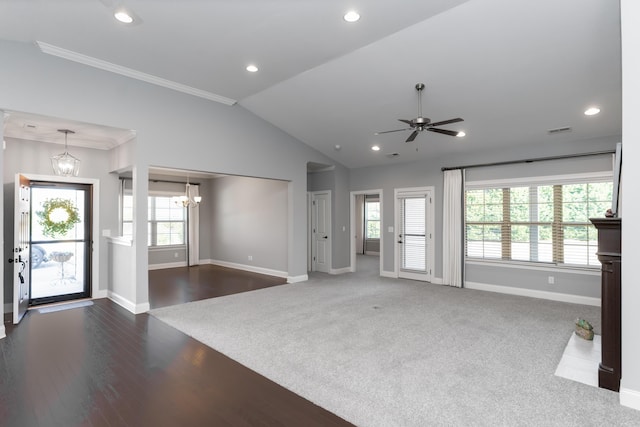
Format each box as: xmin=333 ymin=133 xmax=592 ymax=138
xmin=51 ymin=129 xmax=80 ymax=177
xmin=175 ymin=179 xmax=202 ymax=208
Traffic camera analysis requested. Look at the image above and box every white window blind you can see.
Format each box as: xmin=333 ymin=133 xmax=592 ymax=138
xmin=465 ymin=173 xmax=612 ymax=267
xmin=400 ymin=196 xmax=426 ymax=271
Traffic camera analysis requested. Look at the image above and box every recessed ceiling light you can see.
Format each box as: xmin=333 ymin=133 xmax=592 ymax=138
xmin=246 ymin=64 xmax=259 ymax=73
xmin=456 ymin=131 xmax=466 ymax=137
xmin=344 ymin=11 xmax=360 ymax=22
xmin=114 ymin=11 xmax=134 ymax=24
xmin=334 ymin=144 xmax=341 ymax=151
xmin=584 ymin=107 xmax=600 ymax=116
xmin=371 ymin=145 xmax=380 ymax=151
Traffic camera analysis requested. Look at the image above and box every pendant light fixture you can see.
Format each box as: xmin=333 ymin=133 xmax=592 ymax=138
xmin=175 ymin=177 xmax=202 ymax=208
xmin=51 ymin=129 xmax=80 ymax=177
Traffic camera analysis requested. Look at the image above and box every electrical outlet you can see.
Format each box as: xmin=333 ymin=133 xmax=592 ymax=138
xmin=548 ymin=276 xmax=555 ymax=284
xmin=248 ymin=255 xmax=253 ymax=261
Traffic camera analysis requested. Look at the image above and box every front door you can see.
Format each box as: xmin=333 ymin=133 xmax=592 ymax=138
xmin=396 ymin=188 xmax=433 ymax=282
xmin=28 ymin=182 xmax=92 ymax=306
xmin=13 ymin=174 xmax=31 ymax=324
xmin=311 ymin=191 xmax=330 ymax=273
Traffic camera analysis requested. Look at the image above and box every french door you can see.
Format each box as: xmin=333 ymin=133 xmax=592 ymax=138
xmin=395 ymin=188 xmax=433 ymax=282
xmin=28 ymin=181 xmax=92 ymax=307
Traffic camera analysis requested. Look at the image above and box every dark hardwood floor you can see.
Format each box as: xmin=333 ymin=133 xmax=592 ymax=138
xmin=0 ymin=266 xmax=353 ymax=427
xmin=148 ymin=264 xmax=287 ymax=309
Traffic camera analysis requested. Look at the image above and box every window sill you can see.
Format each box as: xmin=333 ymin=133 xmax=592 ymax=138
xmin=465 ymin=259 xmax=600 ymax=276
xmin=149 ymin=245 xmax=186 ymax=251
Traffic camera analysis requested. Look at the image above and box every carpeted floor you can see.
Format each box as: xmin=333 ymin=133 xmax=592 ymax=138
xmin=150 ymin=255 xmax=640 ymax=426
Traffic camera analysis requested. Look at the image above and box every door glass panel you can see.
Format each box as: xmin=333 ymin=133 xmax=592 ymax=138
xmin=30 ymin=186 xmax=89 ymax=301
xmin=401 ymin=197 xmax=426 ymax=271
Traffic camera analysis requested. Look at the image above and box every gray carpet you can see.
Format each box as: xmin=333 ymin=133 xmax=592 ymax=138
xmin=150 ymin=255 xmax=640 ymax=426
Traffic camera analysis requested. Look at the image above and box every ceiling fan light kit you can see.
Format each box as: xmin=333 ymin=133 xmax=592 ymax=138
xmin=376 ymin=83 xmax=464 ymax=143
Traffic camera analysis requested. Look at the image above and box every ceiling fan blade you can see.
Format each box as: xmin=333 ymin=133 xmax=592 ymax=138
xmin=398 ymin=119 xmax=413 ymax=125
xmin=429 ymin=118 xmax=464 ymax=127
xmin=427 ymin=128 xmax=459 ymax=137
xmin=375 ymin=128 xmax=411 ymax=135
xmin=405 ymin=130 xmax=419 ymax=142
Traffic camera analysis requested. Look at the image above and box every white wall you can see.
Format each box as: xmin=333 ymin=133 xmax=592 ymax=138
xmin=620 ymin=0 xmax=640 ymax=410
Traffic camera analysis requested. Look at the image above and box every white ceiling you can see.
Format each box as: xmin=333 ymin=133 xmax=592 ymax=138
xmin=0 ymin=0 xmax=622 ymax=168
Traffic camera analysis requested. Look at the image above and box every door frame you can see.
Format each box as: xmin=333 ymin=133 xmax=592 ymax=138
xmin=19 ymin=173 xmax=102 ymax=302
xmin=349 ymin=189 xmax=384 ymax=274
xmin=394 ymin=186 xmax=434 ymax=281
xmin=308 ymin=190 xmax=331 ymax=272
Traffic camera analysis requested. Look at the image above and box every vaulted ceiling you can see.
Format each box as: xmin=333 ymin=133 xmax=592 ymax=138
xmin=0 ymin=0 xmax=622 ymax=169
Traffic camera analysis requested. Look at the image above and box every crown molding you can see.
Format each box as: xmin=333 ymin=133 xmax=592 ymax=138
xmin=36 ymin=41 xmax=237 ymax=106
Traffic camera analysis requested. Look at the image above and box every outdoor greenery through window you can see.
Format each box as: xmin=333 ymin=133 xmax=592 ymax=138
xmin=121 ymin=194 xmax=186 ymax=247
xmin=465 ymin=176 xmax=612 ymax=267
xmin=365 ymin=200 xmax=380 ymax=239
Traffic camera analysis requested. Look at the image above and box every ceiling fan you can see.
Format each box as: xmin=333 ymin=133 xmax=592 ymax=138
xmin=375 ymin=83 xmax=464 ymax=142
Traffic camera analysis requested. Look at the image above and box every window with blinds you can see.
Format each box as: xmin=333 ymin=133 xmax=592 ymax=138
xmin=465 ymin=175 xmax=612 ymax=267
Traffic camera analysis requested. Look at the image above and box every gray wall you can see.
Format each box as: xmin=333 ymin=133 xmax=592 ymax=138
xmin=1 ymin=40 xmax=341 ymax=311
xmin=307 ymin=167 xmax=351 ymax=270
xmin=350 ymin=137 xmax=617 ymax=298
xmin=3 ymin=137 xmax=120 ymax=307
xmin=209 ymin=175 xmax=288 ymax=273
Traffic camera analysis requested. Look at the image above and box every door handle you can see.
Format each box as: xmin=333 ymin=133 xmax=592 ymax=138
xmin=323 ymin=236 xmax=328 ymax=239
xmin=8 ymin=258 xmax=14 ymax=263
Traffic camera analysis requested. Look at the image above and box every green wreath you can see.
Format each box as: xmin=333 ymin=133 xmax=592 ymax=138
xmin=36 ymin=198 xmax=81 ymax=238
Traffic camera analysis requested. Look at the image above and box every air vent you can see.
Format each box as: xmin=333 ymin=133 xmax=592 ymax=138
xmin=547 ymin=126 xmax=572 ymax=135
xmin=386 ymin=153 xmax=399 ymax=158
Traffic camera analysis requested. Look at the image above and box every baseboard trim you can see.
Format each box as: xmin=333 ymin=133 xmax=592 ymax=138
xmin=380 ymin=270 xmax=396 ymax=278
xmin=431 ymin=277 xmax=443 ymax=285
xmin=148 ymin=261 xmax=187 ymax=270
xmin=108 ymin=291 xmax=150 ymax=314
xmin=620 ymin=387 xmax=640 ymax=411
xmin=209 ymin=259 xmax=288 ymax=278
xmin=287 ymin=274 xmax=308 ymax=283
xmin=0 ymin=325 xmax=5 ymax=339
xmin=465 ymin=281 xmax=601 ymax=306
xmin=330 ymin=267 xmax=351 ymax=275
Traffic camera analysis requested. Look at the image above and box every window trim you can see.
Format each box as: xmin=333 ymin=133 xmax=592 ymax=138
xmin=466 ymin=171 xmax=612 ymax=190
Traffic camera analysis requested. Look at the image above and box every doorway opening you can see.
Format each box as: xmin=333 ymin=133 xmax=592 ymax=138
xmin=350 ymin=189 xmax=384 ymax=275
xmin=29 ymin=181 xmax=92 ymax=306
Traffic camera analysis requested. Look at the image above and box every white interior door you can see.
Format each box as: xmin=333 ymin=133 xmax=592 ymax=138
xmin=396 ymin=189 xmax=433 ymax=282
xmin=13 ymin=174 xmax=31 ymax=324
xmin=311 ymin=191 xmax=330 ymax=273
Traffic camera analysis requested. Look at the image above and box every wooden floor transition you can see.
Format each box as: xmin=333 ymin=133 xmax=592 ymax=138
xmin=0 ymin=265 xmax=352 ymax=427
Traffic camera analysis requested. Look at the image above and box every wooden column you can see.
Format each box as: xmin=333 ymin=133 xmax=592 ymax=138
xmin=590 ymin=217 xmax=621 ymax=392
